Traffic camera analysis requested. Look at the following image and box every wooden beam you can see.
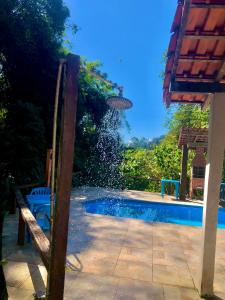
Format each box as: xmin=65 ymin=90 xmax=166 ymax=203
xmin=179 ymin=58 xmax=222 ymax=63
xmin=180 ymin=144 xmax=188 ymax=201
xmin=187 ymin=142 xmax=208 ymax=149
xmin=15 ymin=187 xmax=50 ymax=269
xmin=48 ymin=54 xmax=80 ymax=300
xmin=171 ymin=99 xmax=205 ymax=104
xmin=202 ymin=93 xmax=213 ymax=110
xmin=176 ymin=77 xmax=214 ymax=83
xmin=200 ymin=93 xmax=225 ymax=297
xmin=216 ymin=61 xmax=225 ymax=82
xmin=184 ymin=34 xmax=225 ymax=40
xmin=171 ymin=80 xmax=225 ymax=93
xmin=191 ymin=4 xmax=225 ymax=9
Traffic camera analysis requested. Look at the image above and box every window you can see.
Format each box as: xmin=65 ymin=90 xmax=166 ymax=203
xmin=193 ymin=166 xmax=205 ymax=178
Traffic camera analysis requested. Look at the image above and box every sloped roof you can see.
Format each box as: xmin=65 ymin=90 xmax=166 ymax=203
xmin=164 ymin=0 xmax=225 ymax=107
xmin=178 ymin=127 xmax=208 ymax=149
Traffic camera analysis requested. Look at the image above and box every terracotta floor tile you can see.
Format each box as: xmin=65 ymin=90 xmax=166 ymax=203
xmin=65 ymin=271 xmax=118 ymax=299
xmin=115 ymin=278 xmax=164 ymax=300
xmin=123 ymin=233 xmax=153 ymax=249
xmin=153 ymin=264 xmax=194 ymax=288
xmin=19 ymin=265 xmax=47 ymax=292
xmin=7 ymin=287 xmax=34 ymax=300
xmin=119 ymin=247 xmax=152 ymax=264
xmin=214 ymin=272 xmax=225 ymax=294
xmin=67 ymin=247 xmax=120 ymax=275
xmin=4 ymin=261 xmax=36 ymax=288
xmin=163 ymin=285 xmax=201 ymax=300
xmin=5 ymin=188 xmax=225 ymax=299
xmin=114 ymin=259 xmax=152 ymax=282
xmin=153 ymin=249 xmax=187 ymax=267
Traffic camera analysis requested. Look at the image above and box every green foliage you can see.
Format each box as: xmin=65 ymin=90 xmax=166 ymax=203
xmin=126 ymin=136 xmax=164 ymax=149
xmin=121 ymin=149 xmax=161 ymax=192
xmin=122 ymin=104 xmax=209 ymax=193
xmin=0 ymin=101 xmax=46 ymax=184
xmin=0 ymin=0 xmax=70 ymax=186
xmin=166 ymin=104 xmax=209 ymax=135
xmin=152 ymin=134 xmax=181 ymax=180
xmin=0 ymin=0 xmax=69 ymax=106
xmin=0 ymin=0 xmax=72 ymax=295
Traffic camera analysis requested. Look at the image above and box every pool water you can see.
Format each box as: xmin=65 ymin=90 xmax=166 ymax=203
xmin=83 ymin=198 xmax=225 ymax=228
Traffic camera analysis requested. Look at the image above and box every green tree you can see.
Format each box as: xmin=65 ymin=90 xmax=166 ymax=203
xmin=121 ymin=104 xmax=208 ymax=193
xmin=121 ymin=149 xmax=162 ymax=191
xmin=166 ymin=104 xmax=209 ymax=136
xmin=0 ymin=1 xmax=70 ymax=297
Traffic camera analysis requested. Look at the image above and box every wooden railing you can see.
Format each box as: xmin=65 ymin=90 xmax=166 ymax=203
xmin=15 ymin=186 xmax=50 ymax=269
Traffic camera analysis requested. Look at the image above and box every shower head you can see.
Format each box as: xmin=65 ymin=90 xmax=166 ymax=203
xmin=106 ymin=96 xmax=133 ymax=110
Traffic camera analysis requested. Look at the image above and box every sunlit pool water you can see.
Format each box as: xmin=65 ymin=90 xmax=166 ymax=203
xmin=83 ymin=198 xmax=225 ymax=228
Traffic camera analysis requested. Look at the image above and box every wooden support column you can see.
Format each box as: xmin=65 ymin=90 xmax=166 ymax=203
xmin=180 ymin=144 xmax=188 ymax=200
xmin=45 ymin=149 xmax=53 ymax=188
xmin=200 ymin=93 xmax=225 ymax=297
xmin=17 ymin=210 xmax=25 ymax=246
xmin=48 ymin=54 xmax=80 ymax=300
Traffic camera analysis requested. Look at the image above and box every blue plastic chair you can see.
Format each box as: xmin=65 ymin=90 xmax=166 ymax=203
xmin=33 ymin=204 xmax=51 ymax=231
xmin=29 ymin=187 xmax=51 ymax=197
xmin=161 ymin=179 xmax=180 ymax=199
xmin=26 ymin=187 xmax=51 ymax=214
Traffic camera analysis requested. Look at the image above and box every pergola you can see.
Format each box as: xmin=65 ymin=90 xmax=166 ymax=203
xmin=179 ymin=127 xmax=208 ymax=199
xmin=164 ymin=0 xmax=225 ymax=297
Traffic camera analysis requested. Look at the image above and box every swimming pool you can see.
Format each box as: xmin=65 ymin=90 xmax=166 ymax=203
xmin=83 ymin=198 xmax=225 ymax=228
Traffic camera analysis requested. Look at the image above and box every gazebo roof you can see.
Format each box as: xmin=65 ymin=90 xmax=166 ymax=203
xmin=164 ymin=0 xmax=225 ymax=107
xmin=178 ymin=127 xmax=208 ymax=149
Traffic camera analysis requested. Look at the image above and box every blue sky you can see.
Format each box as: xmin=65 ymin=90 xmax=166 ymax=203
xmin=64 ymin=0 xmax=177 ymax=141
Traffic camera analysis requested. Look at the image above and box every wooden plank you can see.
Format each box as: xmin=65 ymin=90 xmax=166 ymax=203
xmin=15 ymin=187 xmax=50 ymax=269
xmin=48 ymin=54 xmax=80 ymax=300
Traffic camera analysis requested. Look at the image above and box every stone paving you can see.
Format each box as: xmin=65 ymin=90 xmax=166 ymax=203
xmin=3 ymin=187 xmax=225 ymax=299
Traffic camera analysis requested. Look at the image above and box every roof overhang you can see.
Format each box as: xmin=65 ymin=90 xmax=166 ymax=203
xmin=163 ymin=0 xmax=225 ymax=107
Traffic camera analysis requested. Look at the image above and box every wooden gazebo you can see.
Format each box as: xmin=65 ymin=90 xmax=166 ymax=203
xmin=164 ymin=0 xmax=225 ymax=297
xmin=178 ymin=127 xmax=208 ymax=199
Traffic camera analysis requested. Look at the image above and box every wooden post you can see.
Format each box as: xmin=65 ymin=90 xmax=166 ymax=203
xmin=48 ymin=54 xmax=80 ymax=300
xmin=180 ymin=144 xmax=188 ymax=200
xmin=45 ymin=149 xmax=53 ymax=188
xmin=200 ymin=93 xmax=225 ymax=297
xmin=17 ymin=209 xmax=25 ymax=246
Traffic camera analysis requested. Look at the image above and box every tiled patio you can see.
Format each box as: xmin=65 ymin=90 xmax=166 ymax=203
xmin=3 ymin=187 xmax=225 ymax=299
